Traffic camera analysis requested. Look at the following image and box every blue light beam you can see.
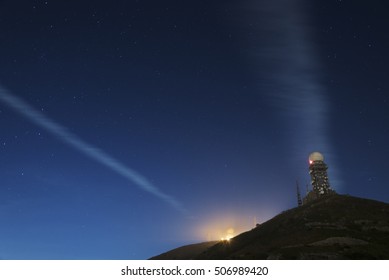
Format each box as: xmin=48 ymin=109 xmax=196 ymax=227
xmin=248 ymin=0 xmax=342 ymax=189
xmin=0 ymin=85 xmax=186 ymax=213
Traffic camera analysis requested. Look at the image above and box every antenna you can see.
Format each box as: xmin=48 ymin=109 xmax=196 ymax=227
xmin=296 ymin=180 xmax=302 ymax=207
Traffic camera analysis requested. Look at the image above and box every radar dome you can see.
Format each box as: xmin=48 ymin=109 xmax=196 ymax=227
xmin=309 ymin=152 xmax=324 ymax=162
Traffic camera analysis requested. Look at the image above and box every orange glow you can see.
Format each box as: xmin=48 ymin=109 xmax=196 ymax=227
xmin=221 ymin=235 xmax=233 ymax=242
xmin=220 ymin=228 xmax=234 ymax=242
xmin=194 ymin=210 xmax=279 ymax=242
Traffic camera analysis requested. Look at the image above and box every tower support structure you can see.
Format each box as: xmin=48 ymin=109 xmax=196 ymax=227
xmin=309 ymin=159 xmax=331 ymax=195
xmin=303 ymin=152 xmax=336 ymax=204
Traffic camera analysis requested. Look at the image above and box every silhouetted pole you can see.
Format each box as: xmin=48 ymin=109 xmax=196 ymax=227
xmin=296 ymin=180 xmax=302 ymax=207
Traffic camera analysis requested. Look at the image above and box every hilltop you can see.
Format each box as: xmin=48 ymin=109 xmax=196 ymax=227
xmin=151 ymin=195 xmax=389 ymax=259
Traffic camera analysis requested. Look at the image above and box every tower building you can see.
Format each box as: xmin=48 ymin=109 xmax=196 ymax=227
xmin=303 ymin=152 xmax=335 ymax=204
xmin=309 ymin=152 xmax=332 ymax=195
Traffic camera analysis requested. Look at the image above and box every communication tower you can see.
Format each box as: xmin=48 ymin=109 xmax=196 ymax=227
xmin=303 ymin=152 xmax=335 ymax=204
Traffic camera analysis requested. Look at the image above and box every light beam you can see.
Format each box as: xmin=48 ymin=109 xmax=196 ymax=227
xmin=247 ymin=0 xmax=342 ymax=188
xmin=0 ymin=85 xmax=185 ymax=213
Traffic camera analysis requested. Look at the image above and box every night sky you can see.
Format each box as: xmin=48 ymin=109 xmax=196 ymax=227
xmin=0 ymin=0 xmax=388 ymax=259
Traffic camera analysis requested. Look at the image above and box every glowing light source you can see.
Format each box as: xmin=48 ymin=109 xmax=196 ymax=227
xmin=221 ymin=234 xmax=233 ymax=242
xmin=220 ymin=228 xmax=234 ymax=242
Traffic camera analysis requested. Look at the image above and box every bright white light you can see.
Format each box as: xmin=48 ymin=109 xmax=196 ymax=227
xmin=221 ymin=234 xmax=233 ymax=242
xmin=220 ymin=227 xmax=235 ymax=242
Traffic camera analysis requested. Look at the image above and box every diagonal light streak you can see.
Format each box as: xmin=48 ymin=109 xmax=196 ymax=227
xmin=0 ymin=85 xmax=185 ymax=213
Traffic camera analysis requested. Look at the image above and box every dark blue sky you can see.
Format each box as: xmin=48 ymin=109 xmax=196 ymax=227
xmin=0 ymin=0 xmax=388 ymax=259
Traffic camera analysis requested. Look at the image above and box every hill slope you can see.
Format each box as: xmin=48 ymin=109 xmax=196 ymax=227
xmin=152 ymin=195 xmax=389 ymax=260
xmin=150 ymin=241 xmax=218 ymax=260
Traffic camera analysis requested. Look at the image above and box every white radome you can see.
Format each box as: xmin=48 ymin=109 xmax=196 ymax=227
xmin=309 ymin=152 xmax=324 ymax=162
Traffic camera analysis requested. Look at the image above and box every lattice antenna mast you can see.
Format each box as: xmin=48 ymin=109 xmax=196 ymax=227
xmin=296 ymin=180 xmax=302 ymax=207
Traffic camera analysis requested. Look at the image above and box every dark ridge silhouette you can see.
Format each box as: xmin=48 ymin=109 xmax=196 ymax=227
xmin=151 ymin=195 xmax=389 ymax=260
xmin=150 ymin=241 xmax=218 ymax=260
